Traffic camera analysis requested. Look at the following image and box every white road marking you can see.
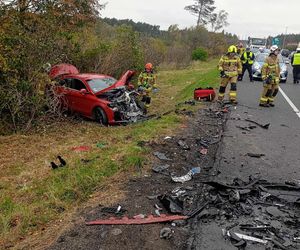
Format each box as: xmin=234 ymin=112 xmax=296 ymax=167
xmin=279 ymin=87 xmax=300 ymax=119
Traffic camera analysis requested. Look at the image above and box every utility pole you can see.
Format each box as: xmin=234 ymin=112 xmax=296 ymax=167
xmin=282 ymin=26 xmax=288 ymax=49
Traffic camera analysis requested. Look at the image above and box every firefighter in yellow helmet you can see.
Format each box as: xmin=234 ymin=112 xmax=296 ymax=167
xmin=259 ymin=45 xmax=280 ymax=107
xmin=217 ymin=45 xmax=242 ymax=104
xmin=138 ymin=63 xmax=158 ymax=108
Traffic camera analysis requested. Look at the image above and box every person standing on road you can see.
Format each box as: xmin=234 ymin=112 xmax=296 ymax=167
xmin=259 ymin=45 xmax=281 ymax=107
xmin=217 ymin=45 xmax=242 ymax=104
xmin=138 ymin=63 xmax=158 ymax=108
xmin=239 ymin=47 xmax=255 ymax=82
xmin=291 ymin=47 xmax=300 ymax=84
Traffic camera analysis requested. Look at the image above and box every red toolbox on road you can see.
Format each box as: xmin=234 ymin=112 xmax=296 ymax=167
xmin=194 ymin=88 xmax=216 ymax=101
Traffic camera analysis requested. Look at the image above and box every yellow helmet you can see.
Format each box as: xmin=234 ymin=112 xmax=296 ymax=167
xmin=228 ymin=45 xmax=237 ymax=53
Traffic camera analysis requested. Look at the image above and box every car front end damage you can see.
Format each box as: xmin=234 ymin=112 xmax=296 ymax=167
xmin=98 ymin=87 xmax=146 ymax=124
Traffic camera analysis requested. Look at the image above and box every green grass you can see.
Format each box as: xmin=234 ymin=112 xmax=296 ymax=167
xmin=0 ymin=59 xmax=219 ymax=246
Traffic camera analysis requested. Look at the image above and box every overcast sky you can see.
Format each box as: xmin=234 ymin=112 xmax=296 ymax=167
xmin=102 ymin=0 xmax=299 ymax=39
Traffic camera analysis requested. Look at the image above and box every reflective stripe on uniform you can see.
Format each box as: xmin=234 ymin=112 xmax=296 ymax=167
xmin=218 ymin=93 xmax=225 ymax=97
xmin=260 ymin=97 xmax=268 ymax=103
xmin=225 ymin=71 xmax=238 ymax=77
xmin=224 ymin=59 xmax=239 ymax=63
xmin=229 ymin=92 xmax=237 ymax=97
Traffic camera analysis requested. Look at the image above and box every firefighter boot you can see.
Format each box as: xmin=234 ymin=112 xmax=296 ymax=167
xmin=229 ymin=83 xmax=238 ymax=104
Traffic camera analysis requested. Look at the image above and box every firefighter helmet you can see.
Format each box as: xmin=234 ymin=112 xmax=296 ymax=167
xmin=145 ymin=63 xmax=153 ymax=70
xmin=228 ymin=45 xmax=238 ymax=53
xmin=270 ymin=45 xmax=279 ymax=53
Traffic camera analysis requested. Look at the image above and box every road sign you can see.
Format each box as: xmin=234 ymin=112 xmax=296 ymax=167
xmin=272 ymin=37 xmax=281 ymax=46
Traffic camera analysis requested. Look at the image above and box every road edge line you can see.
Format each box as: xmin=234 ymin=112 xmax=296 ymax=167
xmin=279 ymin=87 xmax=300 ymax=119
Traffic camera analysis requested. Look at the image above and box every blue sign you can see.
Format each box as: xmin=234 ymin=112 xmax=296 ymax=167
xmin=272 ymin=37 xmax=281 ymax=46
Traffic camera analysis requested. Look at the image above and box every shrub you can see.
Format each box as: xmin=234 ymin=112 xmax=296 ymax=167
xmin=192 ymin=47 xmax=208 ymax=61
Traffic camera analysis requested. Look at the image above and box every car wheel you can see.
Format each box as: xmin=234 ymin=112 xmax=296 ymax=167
xmin=136 ymin=99 xmax=147 ymax=114
xmin=93 ymin=107 xmax=108 ymax=126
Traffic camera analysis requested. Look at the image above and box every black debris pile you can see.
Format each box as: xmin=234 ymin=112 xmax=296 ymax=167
xmin=158 ymin=186 xmax=199 ymax=215
xmin=199 ymin=177 xmax=300 ymax=249
xmin=100 ymin=205 xmax=127 ymax=215
xmin=177 ymin=140 xmax=190 ymax=150
xmin=153 ymin=151 xmax=172 ymax=161
xmin=204 ymin=107 xmax=229 ymax=119
xmin=175 ymin=109 xmax=195 ymax=117
xmin=152 ymin=164 xmax=170 ymax=174
xmin=50 ymin=155 xmax=67 ymax=169
xmin=236 ymin=125 xmax=257 ymax=132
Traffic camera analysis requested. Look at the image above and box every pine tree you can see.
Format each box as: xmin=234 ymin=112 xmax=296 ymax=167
xmin=184 ymin=0 xmax=216 ymax=27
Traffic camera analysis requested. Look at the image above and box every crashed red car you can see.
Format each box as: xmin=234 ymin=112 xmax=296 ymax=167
xmin=46 ymin=64 xmax=145 ymax=125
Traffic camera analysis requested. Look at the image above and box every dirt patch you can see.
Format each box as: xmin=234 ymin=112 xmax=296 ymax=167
xmin=45 ymin=103 xmax=227 ymax=250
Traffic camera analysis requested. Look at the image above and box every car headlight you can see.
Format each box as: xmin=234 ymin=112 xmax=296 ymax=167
xmin=280 ymin=67 xmax=287 ymax=73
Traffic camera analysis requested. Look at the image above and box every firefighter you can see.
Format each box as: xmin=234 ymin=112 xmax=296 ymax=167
xmin=240 ymin=46 xmax=255 ymax=82
xmin=259 ymin=45 xmax=280 ymax=107
xmin=137 ymin=63 xmax=157 ymax=108
xmin=291 ymin=47 xmax=300 ymax=84
xmin=218 ymin=45 xmax=242 ymax=104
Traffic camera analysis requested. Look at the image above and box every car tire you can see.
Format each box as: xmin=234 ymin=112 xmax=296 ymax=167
xmin=93 ymin=107 xmax=108 ymax=126
xmin=135 ymin=99 xmax=147 ymax=114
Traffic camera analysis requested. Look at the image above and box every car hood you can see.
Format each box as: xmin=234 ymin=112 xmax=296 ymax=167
xmin=94 ymin=70 xmax=136 ymax=95
xmin=49 ymin=64 xmax=79 ymax=80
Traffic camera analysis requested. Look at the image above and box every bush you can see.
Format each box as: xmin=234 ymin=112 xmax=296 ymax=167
xmin=192 ymin=47 xmax=208 ymax=61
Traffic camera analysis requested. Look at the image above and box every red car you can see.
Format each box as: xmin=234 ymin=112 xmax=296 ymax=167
xmin=46 ymin=64 xmax=145 ymax=125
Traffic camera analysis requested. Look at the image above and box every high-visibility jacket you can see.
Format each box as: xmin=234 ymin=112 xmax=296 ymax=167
xmin=241 ymin=52 xmax=254 ymax=65
xmin=218 ymin=54 xmax=242 ymax=77
xmin=261 ymin=55 xmax=280 ymax=83
xmin=138 ymin=71 xmax=157 ymax=88
xmin=292 ymin=52 xmax=300 ymax=66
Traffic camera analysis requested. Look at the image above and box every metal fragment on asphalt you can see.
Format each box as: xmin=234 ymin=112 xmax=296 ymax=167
xmin=153 ymin=152 xmax=171 ymax=161
xmin=171 ymin=171 xmax=193 ymax=183
xmin=226 ymin=231 xmax=268 ymax=244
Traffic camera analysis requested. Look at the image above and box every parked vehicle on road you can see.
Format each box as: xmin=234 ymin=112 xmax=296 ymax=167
xmin=46 ymin=64 xmax=146 ymax=125
xmin=252 ymin=53 xmax=288 ymax=83
xmin=248 ymin=37 xmax=267 ymax=50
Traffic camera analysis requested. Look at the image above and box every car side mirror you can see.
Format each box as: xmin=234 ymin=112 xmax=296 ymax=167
xmin=80 ymin=89 xmax=88 ymax=95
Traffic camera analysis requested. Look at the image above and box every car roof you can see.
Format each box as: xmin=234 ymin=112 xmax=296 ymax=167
xmin=63 ymin=73 xmax=115 ymax=81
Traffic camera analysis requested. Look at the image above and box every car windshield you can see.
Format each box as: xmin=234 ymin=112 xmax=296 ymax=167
xmin=87 ymin=77 xmax=117 ymax=93
xmin=255 ymin=54 xmax=284 ymax=63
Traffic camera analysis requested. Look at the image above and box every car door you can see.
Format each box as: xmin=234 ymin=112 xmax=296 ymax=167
xmin=68 ymin=78 xmax=96 ymax=117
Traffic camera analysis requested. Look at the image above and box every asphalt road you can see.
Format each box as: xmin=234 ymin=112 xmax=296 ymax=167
xmin=194 ymin=65 xmax=300 ymax=250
